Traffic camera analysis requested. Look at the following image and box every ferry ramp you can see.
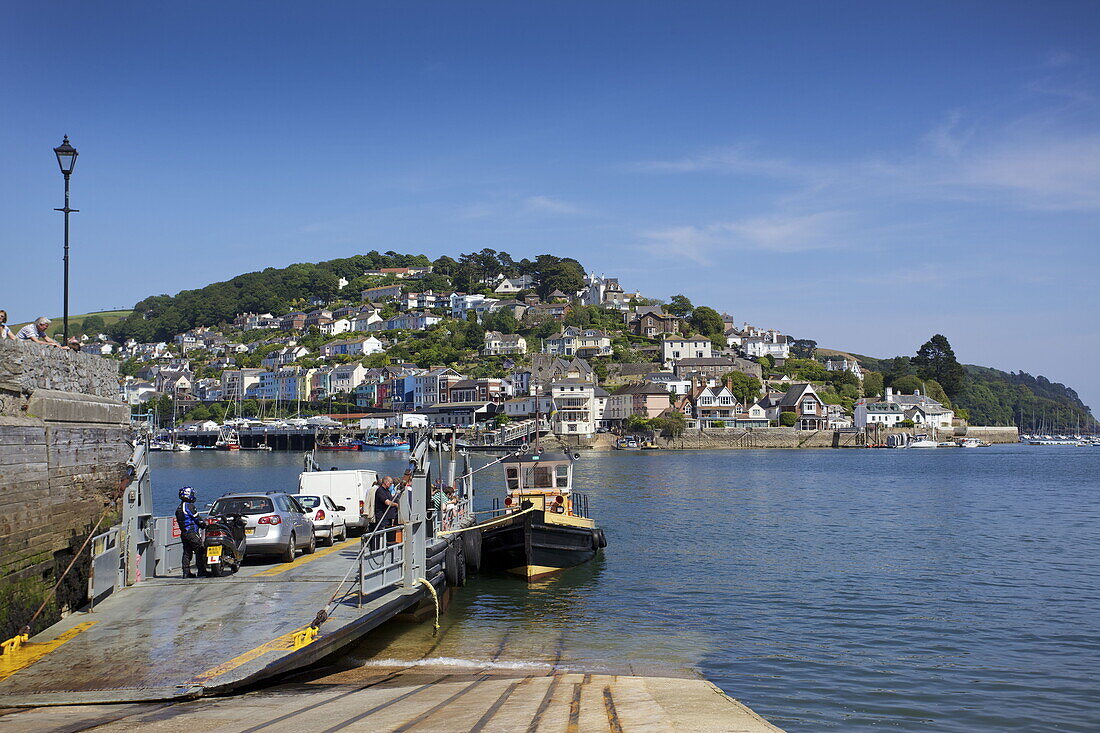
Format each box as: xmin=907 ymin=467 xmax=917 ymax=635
xmin=0 ymin=536 xmax=443 ymax=707
xmin=0 ymin=667 xmax=784 ymax=732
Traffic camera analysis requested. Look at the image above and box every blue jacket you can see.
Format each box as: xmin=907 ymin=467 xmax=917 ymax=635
xmin=176 ymin=501 xmax=204 ymax=534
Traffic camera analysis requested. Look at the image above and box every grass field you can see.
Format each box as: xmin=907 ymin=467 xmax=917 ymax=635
xmin=9 ymin=309 xmax=132 ymax=337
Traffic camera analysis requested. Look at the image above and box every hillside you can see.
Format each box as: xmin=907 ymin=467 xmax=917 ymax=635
xmin=12 ymin=310 xmax=133 ymax=338
xmin=848 ymin=352 xmax=1095 ymax=430
xmin=103 ymin=250 xmax=1094 ymax=430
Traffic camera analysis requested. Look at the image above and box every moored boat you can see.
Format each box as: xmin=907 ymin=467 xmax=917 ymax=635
xmin=360 ymin=434 xmax=411 ymax=451
xmin=477 ymin=451 xmax=605 ymax=581
xmin=214 ymin=426 xmax=241 ymax=451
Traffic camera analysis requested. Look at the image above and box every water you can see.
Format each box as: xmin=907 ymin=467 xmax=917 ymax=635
xmin=150 ymin=445 xmax=1100 ymax=732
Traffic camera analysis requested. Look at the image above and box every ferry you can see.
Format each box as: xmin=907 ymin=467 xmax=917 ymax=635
xmin=477 ymin=451 xmax=605 ymax=581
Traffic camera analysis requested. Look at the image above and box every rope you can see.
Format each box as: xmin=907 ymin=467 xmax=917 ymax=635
xmin=417 ymin=578 xmax=440 ymax=636
xmin=437 ymin=507 xmax=537 ymax=537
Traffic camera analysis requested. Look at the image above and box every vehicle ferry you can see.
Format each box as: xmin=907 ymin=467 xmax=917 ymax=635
xmin=476 ymin=451 xmax=605 ymax=581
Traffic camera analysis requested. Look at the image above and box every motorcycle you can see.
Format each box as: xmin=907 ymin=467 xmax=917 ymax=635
xmin=203 ymin=513 xmax=248 ymax=576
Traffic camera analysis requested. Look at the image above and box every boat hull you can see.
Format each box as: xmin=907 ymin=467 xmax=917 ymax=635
xmin=479 ymin=510 xmax=599 ymax=581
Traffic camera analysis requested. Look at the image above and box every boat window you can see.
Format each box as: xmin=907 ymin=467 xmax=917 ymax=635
xmin=556 ymin=465 xmax=570 ymax=488
xmin=527 ymin=465 xmax=554 ymax=488
xmin=505 ymin=467 xmax=520 ymax=490
xmin=211 ymin=497 xmax=273 ymax=515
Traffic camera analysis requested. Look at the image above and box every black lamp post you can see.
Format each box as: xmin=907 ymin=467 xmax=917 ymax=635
xmin=53 ymin=136 xmax=79 ymax=342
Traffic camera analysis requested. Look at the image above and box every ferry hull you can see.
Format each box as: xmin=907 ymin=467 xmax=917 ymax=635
xmin=479 ymin=510 xmax=599 ymax=581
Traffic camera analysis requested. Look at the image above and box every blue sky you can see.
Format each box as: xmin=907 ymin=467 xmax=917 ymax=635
xmin=3 ymin=2 xmax=1098 ymax=410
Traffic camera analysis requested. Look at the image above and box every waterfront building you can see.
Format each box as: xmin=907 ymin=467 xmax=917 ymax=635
xmin=550 ymin=379 xmax=596 ymax=437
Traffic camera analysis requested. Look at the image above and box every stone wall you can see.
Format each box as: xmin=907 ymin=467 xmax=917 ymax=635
xmin=648 ymin=424 xmax=1017 ymax=449
xmin=0 ymin=341 xmax=130 ymax=639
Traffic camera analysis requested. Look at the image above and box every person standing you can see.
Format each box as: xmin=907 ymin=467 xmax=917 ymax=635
xmin=371 ymin=476 xmax=400 ymax=549
xmin=175 ymin=486 xmax=208 ymax=578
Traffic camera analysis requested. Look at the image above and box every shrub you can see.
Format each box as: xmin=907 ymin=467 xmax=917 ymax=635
xmin=779 ymin=412 xmax=798 ymax=427
xmin=898 ymin=419 xmax=915 ymax=427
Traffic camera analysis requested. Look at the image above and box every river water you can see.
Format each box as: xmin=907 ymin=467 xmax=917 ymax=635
xmin=150 ymin=445 xmax=1100 ymax=732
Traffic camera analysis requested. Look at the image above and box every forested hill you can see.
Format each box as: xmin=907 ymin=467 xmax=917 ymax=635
xmin=852 ymin=353 xmax=1095 ymax=430
xmin=106 ymin=250 xmax=583 ymax=343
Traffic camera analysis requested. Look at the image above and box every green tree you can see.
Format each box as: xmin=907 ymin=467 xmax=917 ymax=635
xmin=665 ymin=294 xmax=694 ymax=318
xmin=624 ymin=414 xmax=650 ymax=433
xmin=913 ymin=334 xmax=966 ymax=397
xmin=922 ymin=379 xmax=952 ymax=408
xmin=759 ymin=354 xmax=775 ymax=372
xmin=80 ymin=315 xmax=106 ymax=335
xmin=779 ymin=412 xmax=798 ymax=427
xmin=689 ymin=306 xmax=725 ymax=339
xmin=649 ymin=411 xmax=686 ymax=438
xmin=863 ymin=371 xmax=884 ymax=398
xmin=790 ymin=339 xmax=817 ymax=359
xmin=891 ymin=374 xmax=923 ymax=394
xmin=724 ymin=372 xmax=763 ymax=407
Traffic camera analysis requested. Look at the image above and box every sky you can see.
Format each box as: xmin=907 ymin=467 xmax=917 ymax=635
xmin=2 ymin=2 xmax=1098 ymax=410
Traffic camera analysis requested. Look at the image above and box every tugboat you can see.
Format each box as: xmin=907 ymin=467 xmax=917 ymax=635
xmin=477 ymin=451 xmax=605 ymax=581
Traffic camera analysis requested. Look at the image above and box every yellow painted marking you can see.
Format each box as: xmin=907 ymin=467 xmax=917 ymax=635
xmin=507 ymin=564 xmax=566 ymax=580
xmin=0 ymin=621 xmax=98 ymax=682
xmin=192 ymin=625 xmax=317 ymax=683
xmin=253 ymin=537 xmax=357 ymax=577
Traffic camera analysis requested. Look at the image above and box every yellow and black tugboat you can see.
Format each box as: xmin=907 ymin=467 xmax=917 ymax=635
xmin=478 ymin=451 xmax=605 ymax=581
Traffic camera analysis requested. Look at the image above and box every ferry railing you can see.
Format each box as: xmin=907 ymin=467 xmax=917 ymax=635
xmin=88 ymin=526 xmax=123 ymax=609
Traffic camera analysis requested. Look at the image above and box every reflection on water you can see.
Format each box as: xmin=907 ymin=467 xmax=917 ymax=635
xmin=152 ymin=445 xmax=1100 ymax=732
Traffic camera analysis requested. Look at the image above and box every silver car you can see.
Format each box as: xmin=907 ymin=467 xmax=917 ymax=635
xmin=209 ymin=492 xmax=316 ymax=562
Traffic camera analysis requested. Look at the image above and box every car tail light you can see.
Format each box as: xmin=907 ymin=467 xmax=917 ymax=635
xmin=258 ymin=514 xmax=281 ymax=525
xmin=206 ymin=530 xmax=226 ymax=538
xmin=359 ymin=500 xmax=364 ymax=514
xmin=206 ymin=517 xmax=218 ymax=525
xmin=315 ymin=510 xmax=325 ymax=521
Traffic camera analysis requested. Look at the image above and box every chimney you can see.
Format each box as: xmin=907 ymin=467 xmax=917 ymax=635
xmin=885 ymin=386 xmax=893 ymax=402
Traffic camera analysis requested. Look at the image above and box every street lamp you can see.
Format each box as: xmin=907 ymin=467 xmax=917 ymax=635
xmin=53 ymin=136 xmax=79 ymax=342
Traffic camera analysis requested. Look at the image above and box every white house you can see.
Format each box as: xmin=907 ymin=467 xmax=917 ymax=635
xmin=550 ymin=379 xmax=596 ymax=438
xmin=825 ymin=358 xmax=863 ymax=380
xmin=643 ymin=372 xmax=692 ymax=395
xmin=742 ymin=330 xmax=790 ymax=359
xmin=483 ymin=331 xmax=527 ymax=356
xmin=329 ymin=363 xmax=369 ymax=394
xmin=350 ymin=309 xmax=383 ymax=332
xmin=320 ymin=336 xmax=384 ymax=358
xmin=493 ymin=275 xmax=534 ymax=294
xmin=660 ymin=336 xmax=712 ymax=364
xmin=319 ymin=318 xmax=352 ymax=336
xmin=450 ymin=293 xmax=500 ymax=321
xmin=542 ymin=327 xmax=612 ymax=358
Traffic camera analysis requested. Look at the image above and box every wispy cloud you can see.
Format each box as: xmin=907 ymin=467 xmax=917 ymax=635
xmin=641 ymin=211 xmax=850 ymax=264
xmin=634 ymin=70 xmax=1100 ymax=214
xmin=459 ymin=194 xmax=590 ymax=220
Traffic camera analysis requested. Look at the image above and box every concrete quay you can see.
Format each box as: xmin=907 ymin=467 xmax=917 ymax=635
xmin=0 ymin=666 xmax=783 ymax=732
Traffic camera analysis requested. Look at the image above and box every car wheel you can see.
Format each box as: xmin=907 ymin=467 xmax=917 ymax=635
xmin=282 ymin=533 xmax=296 ymax=563
xmin=304 ymin=531 xmax=316 ymax=554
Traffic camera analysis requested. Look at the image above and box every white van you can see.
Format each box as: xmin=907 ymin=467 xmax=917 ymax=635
xmin=297 ymin=469 xmax=378 ymax=532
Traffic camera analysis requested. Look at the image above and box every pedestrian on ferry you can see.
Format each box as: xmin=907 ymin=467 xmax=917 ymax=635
xmin=371 ymin=476 xmax=400 ymax=549
xmin=176 ymin=486 xmax=209 ymax=578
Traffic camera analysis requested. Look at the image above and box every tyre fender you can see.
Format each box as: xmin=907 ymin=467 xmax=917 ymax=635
xmin=462 ymin=530 xmax=482 ymax=573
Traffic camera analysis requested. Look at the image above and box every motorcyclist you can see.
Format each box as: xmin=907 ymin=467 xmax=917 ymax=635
xmin=176 ymin=486 xmax=208 ymax=578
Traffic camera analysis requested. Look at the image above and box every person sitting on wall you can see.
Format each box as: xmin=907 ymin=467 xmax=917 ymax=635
xmin=17 ymin=316 xmax=65 ymax=348
xmin=0 ymin=310 xmax=16 ymax=340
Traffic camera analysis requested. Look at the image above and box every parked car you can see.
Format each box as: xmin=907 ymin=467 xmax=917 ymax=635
xmin=293 ymin=494 xmax=348 ymax=545
xmin=208 ymin=492 xmax=316 ymax=562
